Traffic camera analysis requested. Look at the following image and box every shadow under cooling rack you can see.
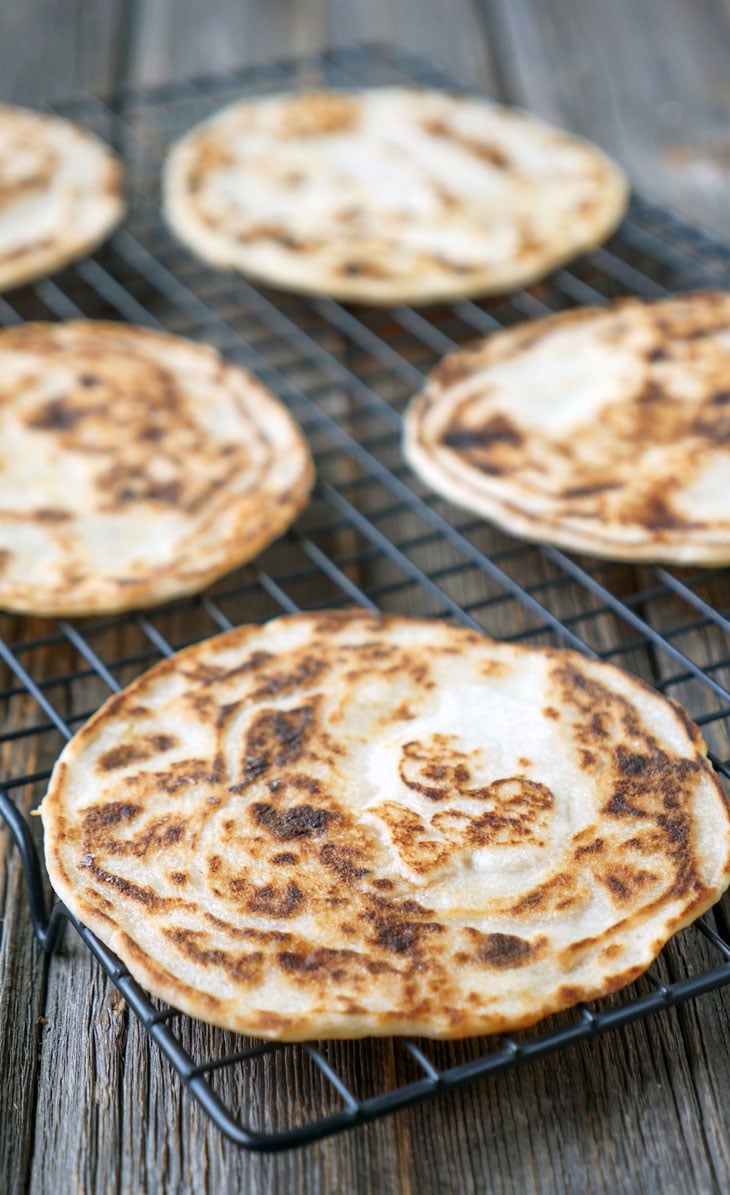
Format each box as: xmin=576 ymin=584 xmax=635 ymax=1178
xmin=0 ymin=41 xmax=729 ymax=1151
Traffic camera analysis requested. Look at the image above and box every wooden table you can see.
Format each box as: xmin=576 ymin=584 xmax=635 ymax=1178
xmin=2 ymin=3 xmax=730 ymax=1192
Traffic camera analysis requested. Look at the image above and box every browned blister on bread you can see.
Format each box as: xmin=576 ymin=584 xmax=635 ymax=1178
xmin=405 ymin=291 xmax=730 ymax=564
xmin=0 ymin=322 xmax=313 ymax=615
xmin=163 ymin=87 xmax=627 ymax=305
xmin=41 ymin=610 xmax=730 ymax=1040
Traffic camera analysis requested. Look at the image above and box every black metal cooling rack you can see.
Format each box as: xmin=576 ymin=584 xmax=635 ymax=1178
xmin=1 ymin=41 xmax=730 ymax=1153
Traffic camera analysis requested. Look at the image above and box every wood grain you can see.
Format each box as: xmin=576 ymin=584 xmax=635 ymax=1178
xmin=2 ymin=1 xmax=120 ymax=103
xmin=1 ymin=3 xmax=730 ymax=1194
xmin=480 ymin=0 xmax=730 ymax=237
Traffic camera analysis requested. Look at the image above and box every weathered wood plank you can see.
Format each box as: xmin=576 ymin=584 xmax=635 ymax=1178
xmin=635 ymin=573 xmax=730 ymax=1189
xmin=132 ymin=0 xmax=324 ymax=88
xmin=30 ymin=937 xmax=127 ymax=1195
xmin=2 ymin=0 xmax=495 ymax=102
xmin=481 ymin=0 xmax=730 ymax=236
xmin=1 ymin=0 xmax=120 ymax=103
xmin=0 ymin=865 xmax=47 ymax=1195
xmin=325 ymin=0 xmax=497 ymax=89
xmin=0 ymin=627 xmax=75 ymax=1195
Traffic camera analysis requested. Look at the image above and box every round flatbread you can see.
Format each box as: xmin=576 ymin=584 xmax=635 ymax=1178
xmin=0 ymin=106 xmax=124 ymax=292
xmin=162 ymin=87 xmax=628 ymax=305
xmin=0 ymin=322 xmax=313 ymax=616
xmin=404 ymin=291 xmax=730 ymax=564
xmin=41 ymin=610 xmax=730 ymax=1041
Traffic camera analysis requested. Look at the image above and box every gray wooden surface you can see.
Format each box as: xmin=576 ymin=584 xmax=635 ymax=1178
xmin=2 ymin=2 xmax=730 ymax=1193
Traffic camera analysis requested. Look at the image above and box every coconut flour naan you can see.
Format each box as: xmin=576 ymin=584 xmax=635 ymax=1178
xmin=0 ymin=106 xmax=124 ymax=291
xmin=405 ymin=292 xmax=730 ymax=564
xmin=163 ymin=87 xmax=627 ymax=304
xmin=41 ymin=610 xmax=730 ymax=1040
xmin=0 ymin=322 xmax=313 ymax=615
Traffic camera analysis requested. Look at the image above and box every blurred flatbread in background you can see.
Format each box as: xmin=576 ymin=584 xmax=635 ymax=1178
xmin=405 ymin=291 xmax=730 ymax=563
xmin=163 ymin=87 xmax=628 ymax=304
xmin=0 ymin=105 xmax=124 ymax=291
xmin=0 ymin=321 xmax=313 ymax=615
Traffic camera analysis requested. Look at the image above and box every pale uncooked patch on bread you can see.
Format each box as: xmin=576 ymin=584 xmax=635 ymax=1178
xmin=0 ymin=106 xmax=124 ymax=292
xmin=41 ymin=610 xmax=730 ymax=1041
xmin=404 ymin=291 xmax=730 ymax=565
xmin=0 ymin=322 xmax=313 ymax=616
xmin=162 ymin=87 xmax=628 ymax=305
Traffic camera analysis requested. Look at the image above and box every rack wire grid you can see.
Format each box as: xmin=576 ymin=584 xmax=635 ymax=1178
xmin=1 ymin=41 xmax=730 ymax=1154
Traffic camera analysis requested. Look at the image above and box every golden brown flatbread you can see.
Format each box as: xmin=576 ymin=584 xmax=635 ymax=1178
xmin=41 ymin=610 xmax=730 ymax=1040
xmin=163 ymin=87 xmax=628 ymax=305
xmin=0 ymin=322 xmax=313 ymax=615
xmin=0 ymin=105 xmax=124 ymax=291
xmin=404 ymin=291 xmax=730 ymax=564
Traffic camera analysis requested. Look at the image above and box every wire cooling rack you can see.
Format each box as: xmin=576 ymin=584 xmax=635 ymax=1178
xmin=1 ymin=42 xmax=730 ymax=1152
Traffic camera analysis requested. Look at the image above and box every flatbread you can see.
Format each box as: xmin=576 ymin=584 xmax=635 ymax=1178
xmin=41 ymin=610 xmax=730 ymax=1041
xmin=404 ymin=291 xmax=730 ymax=565
xmin=162 ymin=87 xmax=628 ymax=305
xmin=0 ymin=106 xmax=124 ymax=292
xmin=0 ymin=322 xmax=313 ymax=616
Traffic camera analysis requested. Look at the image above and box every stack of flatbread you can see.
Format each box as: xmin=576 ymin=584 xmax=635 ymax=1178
xmin=0 ymin=322 xmax=313 ymax=615
xmin=41 ymin=610 xmax=730 ymax=1040
xmin=0 ymin=106 xmax=124 ymax=291
xmin=405 ymin=291 xmax=730 ymax=565
xmin=163 ymin=86 xmax=628 ymax=304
